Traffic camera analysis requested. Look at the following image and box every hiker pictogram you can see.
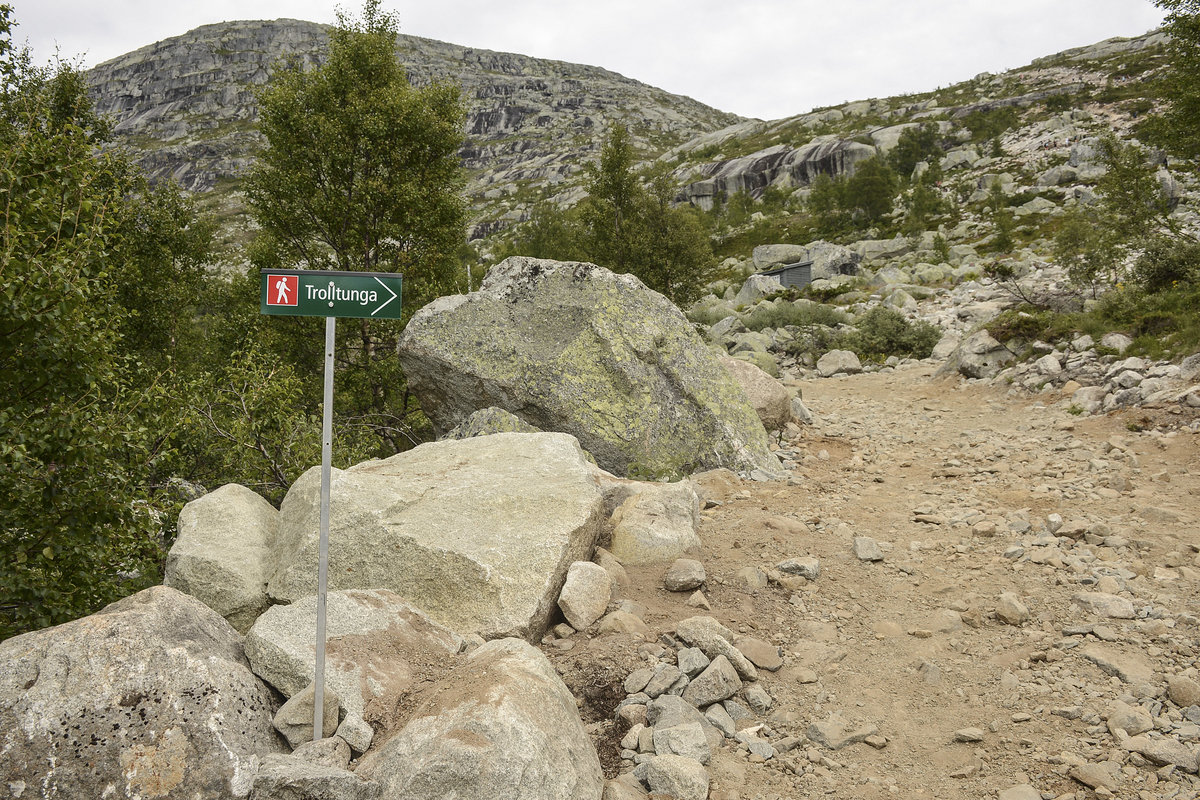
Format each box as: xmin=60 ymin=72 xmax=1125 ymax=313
xmin=268 ymin=275 xmax=298 ymax=306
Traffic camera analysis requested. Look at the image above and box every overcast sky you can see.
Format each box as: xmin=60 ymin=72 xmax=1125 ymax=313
xmin=10 ymin=0 xmax=1167 ymax=121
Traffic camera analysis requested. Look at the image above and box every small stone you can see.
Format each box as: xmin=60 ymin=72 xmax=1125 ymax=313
xmin=998 ymin=784 xmax=1042 ymax=800
xmin=807 ymin=714 xmax=878 ymax=751
xmin=625 ymin=667 xmax=655 ymax=694
xmin=643 ymin=754 xmax=709 ymax=800
xmin=1167 ymin=675 xmax=1200 ymax=708
xmin=664 ymin=559 xmax=706 ymax=592
xmin=743 ymin=684 xmax=773 ymax=714
xmin=953 ymin=727 xmax=985 ymax=743
xmin=682 ymin=656 xmax=743 ymax=707
xmin=620 ymin=723 xmax=644 ymax=752
xmin=686 ymin=590 xmax=711 ymax=610
xmin=972 ymin=520 xmax=998 ymax=537
xmin=853 ymin=536 xmax=884 ymax=562
xmin=1070 ymin=762 xmax=1119 ymax=791
xmin=733 ymin=565 xmax=768 ymax=589
xmin=334 ymin=713 xmax=374 ymax=755
xmin=644 ymin=665 xmax=684 ymax=699
xmin=598 ymin=610 xmax=652 ymax=638
xmin=734 ymin=637 xmax=783 ymax=671
xmin=652 ymin=722 xmax=711 ymax=764
xmin=1122 ymin=734 xmax=1200 ymax=773
xmin=777 ymin=557 xmax=819 ymax=579
xmin=996 ymin=592 xmax=1030 ymax=626
xmin=677 ymin=647 xmax=711 ymax=678
xmin=703 ymin=703 xmax=737 ymax=738
xmin=274 ymin=683 xmax=341 ymax=749
xmin=1106 ymin=699 xmax=1153 ymax=737
xmin=558 ymin=561 xmax=613 ymax=630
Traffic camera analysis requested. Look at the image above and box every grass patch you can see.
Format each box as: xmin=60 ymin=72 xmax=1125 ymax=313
xmin=983 ymin=283 xmax=1200 ymax=361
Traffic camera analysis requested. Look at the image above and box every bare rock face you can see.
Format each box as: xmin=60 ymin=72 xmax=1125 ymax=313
xmin=265 ymin=432 xmax=604 ymax=640
xmin=0 ymin=586 xmax=285 ymax=799
xmin=85 ymin=20 xmax=739 ymax=236
xmin=164 ymin=482 xmax=279 ymax=633
xmin=678 ymin=139 xmax=876 ymax=210
xmin=398 ymin=257 xmax=782 ymax=481
xmin=356 ymin=638 xmax=603 ymax=800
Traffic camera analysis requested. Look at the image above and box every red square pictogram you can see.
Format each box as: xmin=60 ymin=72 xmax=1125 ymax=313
xmin=267 ymin=275 xmax=298 ymax=306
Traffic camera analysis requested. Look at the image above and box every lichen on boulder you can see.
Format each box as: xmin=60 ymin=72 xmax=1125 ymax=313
xmin=398 ymin=257 xmax=782 ymax=480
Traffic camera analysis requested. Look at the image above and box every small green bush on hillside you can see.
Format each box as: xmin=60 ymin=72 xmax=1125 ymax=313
xmin=841 ymin=307 xmax=941 ymax=361
xmin=741 ymin=301 xmax=849 ymax=332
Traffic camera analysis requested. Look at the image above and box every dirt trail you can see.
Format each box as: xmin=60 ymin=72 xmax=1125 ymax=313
xmin=550 ymin=363 xmax=1200 ymax=800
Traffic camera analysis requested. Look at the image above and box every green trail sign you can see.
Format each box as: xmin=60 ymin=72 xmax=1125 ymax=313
xmin=260 ymin=269 xmax=403 ymax=319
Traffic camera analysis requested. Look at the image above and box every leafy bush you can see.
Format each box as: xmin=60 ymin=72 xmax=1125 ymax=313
xmin=841 ymin=307 xmax=941 ymax=360
xmin=1131 ymin=235 xmax=1200 ymax=293
xmin=741 ymin=301 xmax=849 ymax=331
xmin=961 ymin=107 xmax=1020 ymax=143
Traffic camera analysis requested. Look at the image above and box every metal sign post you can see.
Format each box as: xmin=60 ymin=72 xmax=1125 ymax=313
xmin=260 ymin=268 xmax=403 ymax=742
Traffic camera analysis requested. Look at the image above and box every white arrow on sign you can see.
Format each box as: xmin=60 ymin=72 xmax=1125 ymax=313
xmin=372 ymin=276 xmax=398 ymax=317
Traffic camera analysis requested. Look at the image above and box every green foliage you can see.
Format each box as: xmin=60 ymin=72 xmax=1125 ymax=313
xmin=1132 ymin=235 xmax=1200 ymax=293
xmin=888 ymin=124 xmax=944 ymax=179
xmin=901 ymin=172 xmax=948 ymax=238
xmin=961 ymin=107 xmax=1020 ymax=143
xmin=0 ymin=9 xmax=210 ymax=635
xmin=985 ymin=307 xmax=1082 ymax=344
xmin=244 ymin=0 xmax=467 ymax=456
xmin=1053 ymin=136 xmax=1174 ymax=294
xmin=843 ymin=157 xmax=897 ymax=225
xmin=1143 ymin=1 xmax=1200 ymax=157
xmin=740 ymin=301 xmax=849 ymax=332
xmin=499 ymin=200 xmax=582 ymax=261
xmin=932 ymin=233 xmax=952 ymax=263
xmin=841 ymin=307 xmax=941 ymax=361
xmin=575 ymin=125 xmax=717 ymax=306
xmin=806 ymin=172 xmax=848 ymax=233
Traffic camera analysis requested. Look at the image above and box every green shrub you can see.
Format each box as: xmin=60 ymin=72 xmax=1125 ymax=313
xmin=841 ymin=307 xmax=941 ymax=360
xmin=1131 ymin=236 xmax=1200 ymax=293
xmin=741 ymin=301 xmax=849 ymax=331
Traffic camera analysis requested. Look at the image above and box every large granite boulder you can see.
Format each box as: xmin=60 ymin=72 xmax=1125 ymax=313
xmin=245 ymin=589 xmax=463 ymax=720
xmin=398 ymin=257 xmax=782 ymax=480
xmin=356 ymin=638 xmax=603 ymax=800
xmin=720 ymin=356 xmax=792 ymax=431
xmin=164 ymin=482 xmax=279 ymax=633
xmin=0 ymin=586 xmax=284 ymax=799
xmin=265 ymin=432 xmax=604 ymax=640
xmin=733 ymin=273 xmax=783 ymax=306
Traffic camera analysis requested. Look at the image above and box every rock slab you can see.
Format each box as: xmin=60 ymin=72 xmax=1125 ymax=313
xmin=397 ymin=257 xmax=781 ymax=479
xmin=265 ymin=433 xmax=604 ymax=639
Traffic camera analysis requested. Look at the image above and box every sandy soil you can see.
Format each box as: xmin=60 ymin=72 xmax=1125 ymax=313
xmin=547 ymin=363 xmax=1200 ymax=800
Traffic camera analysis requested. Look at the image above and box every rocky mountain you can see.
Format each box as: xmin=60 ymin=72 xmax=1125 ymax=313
xmin=85 ymin=19 xmax=740 ymax=240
